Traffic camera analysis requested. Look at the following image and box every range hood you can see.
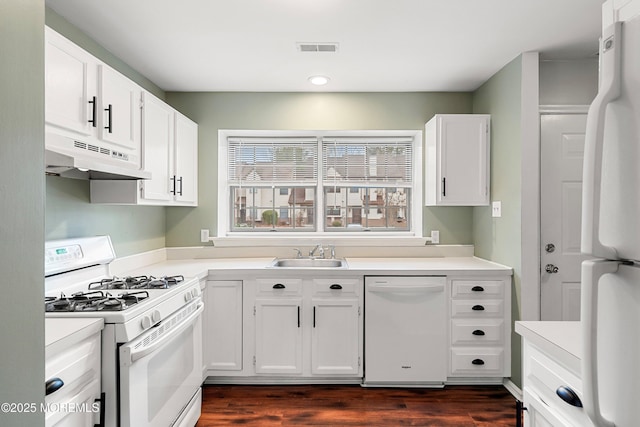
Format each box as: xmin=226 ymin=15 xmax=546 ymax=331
xmin=44 ymin=133 xmax=151 ymax=180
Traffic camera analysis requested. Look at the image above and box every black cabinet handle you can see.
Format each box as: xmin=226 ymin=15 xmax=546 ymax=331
xmin=297 ymin=306 xmax=300 ymax=327
xmin=313 ymin=306 xmax=316 ymax=328
xmin=472 ymin=304 xmax=485 ymax=311
xmin=471 ymin=285 xmax=484 ymax=292
xmin=88 ymin=96 xmax=97 ymax=127
xmin=170 ymin=176 xmax=176 ymax=195
xmin=177 ymin=177 xmax=183 ymax=196
xmin=472 ymin=329 xmax=485 ymax=336
xmin=471 ymin=358 xmax=485 ymax=366
xmin=45 ymin=377 xmax=64 ymax=395
xmin=272 ymin=283 xmax=285 ymax=289
xmin=442 ymin=177 xmax=446 ymax=196
xmin=104 ymin=104 xmax=112 ymax=133
xmin=556 ymin=386 xmax=583 ymax=408
xmin=93 ymin=392 xmax=105 ymax=427
xmin=329 ymin=284 xmax=342 ymax=290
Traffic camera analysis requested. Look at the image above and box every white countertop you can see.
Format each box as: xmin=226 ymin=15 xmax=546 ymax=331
xmin=45 ymin=318 xmax=104 ymax=356
xmin=515 ymin=321 xmax=582 ymax=360
xmin=114 ymin=256 xmax=512 ymax=281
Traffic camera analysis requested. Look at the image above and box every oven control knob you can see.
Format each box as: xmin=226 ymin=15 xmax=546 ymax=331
xmin=151 ymin=310 xmax=161 ymax=323
xmin=141 ymin=316 xmax=152 ymax=330
xmin=184 ymin=292 xmax=192 ymax=303
xmin=191 ymin=289 xmax=198 ymax=298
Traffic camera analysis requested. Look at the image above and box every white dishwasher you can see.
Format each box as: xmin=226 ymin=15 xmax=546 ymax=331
xmin=364 ymin=276 xmax=447 ymax=386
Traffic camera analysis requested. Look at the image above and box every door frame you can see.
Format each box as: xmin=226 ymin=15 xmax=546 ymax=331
xmin=534 ymin=105 xmax=590 ymax=320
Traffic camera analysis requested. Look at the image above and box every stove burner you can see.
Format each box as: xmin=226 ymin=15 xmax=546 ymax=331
xmin=45 ymin=290 xmax=149 ymax=312
xmin=86 ymin=275 xmax=184 ymax=290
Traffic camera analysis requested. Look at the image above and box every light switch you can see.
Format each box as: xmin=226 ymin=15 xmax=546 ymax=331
xmin=492 ymin=201 xmax=502 ymax=218
xmin=200 ymin=229 xmax=210 ymax=243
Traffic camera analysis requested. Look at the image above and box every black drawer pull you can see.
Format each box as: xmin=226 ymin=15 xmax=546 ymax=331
xmin=556 ymin=386 xmax=583 ymax=408
xmin=471 ymin=285 xmax=485 ymax=292
xmin=471 ymin=358 xmax=485 ymax=366
xmin=472 ymin=329 xmax=485 ymax=336
xmin=329 ymin=284 xmax=343 ymax=290
xmin=273 ymin=283 xmax=285 ymax=289
xmin=45 ymin=377 xmax=64 ymax=395
xmin=472 ymin=305 xmax=485 ymax=311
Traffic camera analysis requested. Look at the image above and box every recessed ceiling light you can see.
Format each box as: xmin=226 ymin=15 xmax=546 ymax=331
xmin=308 ymin=75 xmax=330 ymax=86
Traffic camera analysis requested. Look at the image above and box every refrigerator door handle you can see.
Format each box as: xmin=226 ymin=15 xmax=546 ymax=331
xmin=581 ymin=21 xmax=622 ymax=260
xmin=581 ymin=259 xmax=619 ymax=427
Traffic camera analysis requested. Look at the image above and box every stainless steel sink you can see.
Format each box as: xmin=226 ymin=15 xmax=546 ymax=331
xmin=268 ymin=258 xmax=347 ymax=268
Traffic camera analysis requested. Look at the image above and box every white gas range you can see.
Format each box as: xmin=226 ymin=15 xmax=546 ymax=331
xmin=45 ymin=236 xmax=203 ymax=427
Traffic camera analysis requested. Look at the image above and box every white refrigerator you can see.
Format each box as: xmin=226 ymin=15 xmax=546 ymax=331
xmin=580 ymin=12 xmax=640 ymax=427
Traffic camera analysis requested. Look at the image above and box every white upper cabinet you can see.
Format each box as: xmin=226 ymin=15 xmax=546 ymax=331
xmin=174 ymin=112 xmax=199 ymax=205
xmin=91 ymin=92 xmax=198 ymax=206
xmin=425 ymin=114 xmax=490 ymax=206
xmin=45 ymin=27 xmax=142 ymax=170
xmin=45 ymin=27 xmax=97 ymax=137
xmin=99 ymin=65 xmax=141 ymax=152
xmin=140 ymin=92 xmax=174 ymax=202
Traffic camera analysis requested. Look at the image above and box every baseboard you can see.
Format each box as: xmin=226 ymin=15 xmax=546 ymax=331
xmin=503 ymin=378 xmax=522 ymax=401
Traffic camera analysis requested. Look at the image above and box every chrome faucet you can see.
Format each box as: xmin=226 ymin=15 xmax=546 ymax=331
xmin=292 ymin=248 xmax=303 ymax=258
xmin=309 ymin=244 xmax=324 ymax=258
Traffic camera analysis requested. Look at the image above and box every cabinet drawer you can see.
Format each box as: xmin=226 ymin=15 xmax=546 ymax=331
xmin=450 ymin=348 xmax=503 ymax=376
xmin=451 ymin=319 xmax=504 ymax=346
xmin=312 ymin=278 xmax=360 ymax=295
xmin=45 ymin=332 xmax=101 ymax=396
xmin=525 ymin=345 xmax=591 ymax=426
xmin=451 ymin=300 xmax=503 ymax=317
xmin=451 ymin=280 xmax=504 ymax=298
xmin=256 ymin=278 xmax=303 ymax=296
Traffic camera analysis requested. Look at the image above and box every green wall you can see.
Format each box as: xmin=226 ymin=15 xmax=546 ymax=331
xmin=165 ymin=92 xmax=475 ymax=247
xmin=0 ymin=1 xmax=45 ymax=425
xmin=44 ymin=8 xmax=167 ymax=256
xmin=472 ymin=56 xmax=523 ymax=387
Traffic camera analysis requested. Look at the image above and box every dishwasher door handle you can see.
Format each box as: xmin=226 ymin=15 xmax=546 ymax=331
xmin=367 ymin=283 xmax=445 ymax=293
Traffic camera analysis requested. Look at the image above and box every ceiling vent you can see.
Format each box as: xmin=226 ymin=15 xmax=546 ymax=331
xmin=296 ymin=42 xmax=339 ymax=53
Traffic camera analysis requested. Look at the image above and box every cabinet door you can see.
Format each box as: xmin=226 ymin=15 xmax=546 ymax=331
xmin=45 ymin=27 xmax=96 ymax=136
xmin=523 ymin=390 xmax=572 ymax=427
xmin=438 ymin=115 xmax=489 ymax=205
xmin=174 ymin=112 xmax=198 ymax=205
xmin=254 ymin=298 xmax=303 ymax=374
xmin=99 ymin=65 xmax=141 ymax=154
xmin=425 ymin=114 xmax=490 ymax=206
xmin=204 ymin=281 xmax=243 ymax=372
xmin=311 ymin=298 xmax=360 ymax=375
xmin=140 ymin=92 xmax=174 ymax=202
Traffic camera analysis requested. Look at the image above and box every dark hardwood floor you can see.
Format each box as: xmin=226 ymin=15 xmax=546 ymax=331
xmin=197 ymin=384 xmax=518 ymax=426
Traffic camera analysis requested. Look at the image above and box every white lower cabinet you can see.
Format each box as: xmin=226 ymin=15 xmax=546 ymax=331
xmin=254 ymin=297 xmax=303 ymax=374
xmin=251 ymin=277 xmax=363 ymax=379
xmin=45 ymin=319 xmax=103 ymax=427
xmin=448 ymin=277 xmax=511 ymax=382
xmin=204 ymin=280 xmax=243 ymax=375
xmin=311 ymin=298 xmax=360 ymax=375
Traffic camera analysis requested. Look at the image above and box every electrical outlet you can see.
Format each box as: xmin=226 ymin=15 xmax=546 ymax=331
xmin=430 ymin=230 xmax=440 ymax=244
xmin=492 ymin=201 xmax=502 ymax=218
xmin=200 ymin=229 xmax=210 ymax=243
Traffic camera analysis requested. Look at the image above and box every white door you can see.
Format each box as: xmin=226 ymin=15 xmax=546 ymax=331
xmin=254 ymin=298 xmax=303 ymax=374
xmin=311 ymin=298 xmax=360 ymax=375
xmin=540 ymin=114 xmax=590 ymax=320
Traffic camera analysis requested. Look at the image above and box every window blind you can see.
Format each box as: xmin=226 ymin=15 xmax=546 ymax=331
xmin=322 ymin=136 xmax=414 ymax=186
xmin=227 ymin=137 xmax=318 ymax=186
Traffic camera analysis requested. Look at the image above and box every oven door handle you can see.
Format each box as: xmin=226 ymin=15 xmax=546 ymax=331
xmin=124 ymin=302 xmax=203 ymax=364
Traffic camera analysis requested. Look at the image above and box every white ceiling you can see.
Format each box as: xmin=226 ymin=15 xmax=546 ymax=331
xmin=46 ymin=0 xmax=604 ymax=92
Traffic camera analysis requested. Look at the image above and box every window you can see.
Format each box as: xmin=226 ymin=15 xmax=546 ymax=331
xmin=219 ymin=131 xmax=421 ymax=236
